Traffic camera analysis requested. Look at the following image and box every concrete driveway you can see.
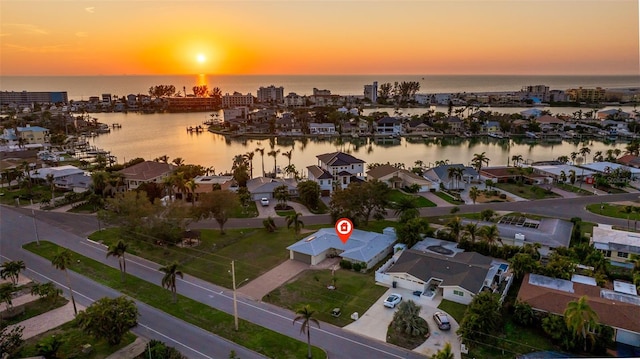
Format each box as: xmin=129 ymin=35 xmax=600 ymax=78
xmin=344 ymin=287 xmax=463 ymax=359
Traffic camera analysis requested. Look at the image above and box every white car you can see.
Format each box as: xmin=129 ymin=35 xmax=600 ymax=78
xmin=383 ymin=293 xmax=402 ymax=308
xmin=260 ymin=198 xmax=269 ymax=206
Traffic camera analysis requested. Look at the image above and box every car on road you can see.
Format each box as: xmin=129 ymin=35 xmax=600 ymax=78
xmin=383 ymin=293 xmax=402 ymax=308
xmin=433 ymin=311 xmax=451 ymax=331
xmin=260 ymin=198 xmax=269 ymax=206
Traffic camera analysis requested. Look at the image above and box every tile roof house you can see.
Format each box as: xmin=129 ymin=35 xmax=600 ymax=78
xmin=287 ymin=227 xmax=397 ymax=269
xmin=307 ymin=151 xmax=365 ymax=196
xmin=423 ymin=164 xmax=479 ymax=190
xmin=518 ymin=273 xmax=640 ymax=347
xmin=366 ymin=164 xmax=436 ymax=192
xmin=618 ymin=155 xmax=640 ymax=169
xmin=382 ymin=249 xmax=510 ymax=305
xmin=591 ymin=225 xmax=640 ymax=267
xmin=119 ymin=161 xmax=176 ymax=190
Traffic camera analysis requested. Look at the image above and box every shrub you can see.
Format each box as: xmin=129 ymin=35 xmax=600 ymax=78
xmin=339 ymin=260 xmax=352 ymax=270
xmin=499 ymin=193 xmax=507 ymax=199
xmin=352 ymin=262 xmax=362 ymax=272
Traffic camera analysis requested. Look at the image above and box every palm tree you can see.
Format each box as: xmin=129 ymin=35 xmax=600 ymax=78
xmin=468 ymin=186 xmax=480 ymax=204
xmin=556 ymin=155 xmax=569 ymax=164
xmin=431 ymin=342 xmax=454 ymax=359
xmin=393 ymin=196 xmax=420 ymax=222
xmin=463 ymin=222 xmax=481 ymax=243
xmin=186 ymin=179 xmax=198 ymax=205
xmin=579 ymin=147 xmax=591 ymax=163
xmin=255 ymin=148 xmax=265 ymax=177
xmin=564 ymin=296 xmax=598 ymax=352
xmin=446 ymin=216 xmax=462 ymax=242
xmin=282 ymin=149 xmax=293 ymax=167
xmin=0 ymin=260 xmax=25 ymax=285
xmin=106 ymin=240 xmax=128 ymax=283
xmin=45 ymin=173 xmax=56 ymax=202
xmin=172 ymin=173 xmax=188 ymax=201
xmin=559 ymin=170 xmax=567 ymax=183
xmin=292 ymin=305 xmax=320 ymax=359
xmin=286 ymin=212 xmax=304 ymax=235
xmin=52 ymin=250 xmax=77 ymax=315
xmin=511 ymin=154 xmax=523 ymax=167
xmin=245 ymin=151 xmax=255 ymax=179
xmin=570 ymin=151 xmax=579 ymax=164
xmin=159 ymin=262 xmax=183 ymax=303
xmin=568 ymin=169 xmax=577 ymax=185
xmin=622 ymin=205 xmax=634 ymax=229
xmin=480 ymin=224 xmax=500 ymax=245
xmin=593 ymin=150 xmax=603 ymax=162
xmin=172 ymin=157 xmax=185 ymax=167
xmin=267 ymin=149 xmax=281 ymax=177
xmin=471 ymin=152 xmax=490 ymax=172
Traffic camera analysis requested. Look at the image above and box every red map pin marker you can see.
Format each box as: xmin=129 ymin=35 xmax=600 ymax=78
xmin=335 ymin=218 xmax=353 ymax=244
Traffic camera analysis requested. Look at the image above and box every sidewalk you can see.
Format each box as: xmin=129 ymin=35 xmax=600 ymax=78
xmin=106 ymin=337 xmax=149 ymax=359
xmin=7 ymin=301 xmax=84 ymax=339
xmin=418 ymin=192 xmax=454 ymax=207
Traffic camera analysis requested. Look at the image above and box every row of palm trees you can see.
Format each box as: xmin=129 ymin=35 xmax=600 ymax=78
xmin=445 ymin=217 xmax=500 ymax=244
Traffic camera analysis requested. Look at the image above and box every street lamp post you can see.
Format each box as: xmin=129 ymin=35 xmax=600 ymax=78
xmin=30 ymin=199 xmax=40 ymax=246
xmin=231 ymin=260 xmax=249 ymax=331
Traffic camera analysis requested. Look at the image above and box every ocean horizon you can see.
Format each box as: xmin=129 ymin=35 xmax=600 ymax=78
xmin=1 ymin=74 xmax=638 ymax=101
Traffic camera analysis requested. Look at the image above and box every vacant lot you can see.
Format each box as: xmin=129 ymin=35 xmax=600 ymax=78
xmin=494 ymin=183 xmax=560 ymax=200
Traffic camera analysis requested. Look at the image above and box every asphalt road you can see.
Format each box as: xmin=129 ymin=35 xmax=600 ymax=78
xmin=0 ymin=192 xmax=637 ymax=359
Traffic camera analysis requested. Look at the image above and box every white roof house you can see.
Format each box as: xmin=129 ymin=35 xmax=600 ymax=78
xmin=287 ymin=227 xmax=396 ymax=269
xmin=29 ymin=165 xmax=85 ymax=180
xmin=591 ymin=225 xmax=640 ymax=267
xmin=529 ymin=164 xmax=596 ymax=179
xmin=579 ymin=162 xmax=640 ymax=180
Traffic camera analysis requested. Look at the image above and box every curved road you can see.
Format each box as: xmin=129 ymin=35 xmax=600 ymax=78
xmin=0 ymin=192 xmax=637 ymax=358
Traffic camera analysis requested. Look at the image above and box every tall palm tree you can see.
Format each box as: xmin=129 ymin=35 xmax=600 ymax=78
xmin=106 ymin=240 xmax=128 ymax=283
xmin=446 ymin=216 xmax=462 ymax=242
xmin=431 ymin=342 xmax=454 ymax=359
xmin=45 ymin=173 xmax=56 ymax=202
xmin=172 ymin=173 xmax=187 ymax=201
xmin=623 ymin=205 xmax=634 ymax=229
xmin=471 ymin=152 xmax=490 ymax=172
xmin=172 ymin=157 xmax=185 ymax=167
xmin=559 ymin=170 xmax=567 ymax=183
xmin=282 ymin=149 xmax=293 ymax=167
xmin=160 ymin=263 xmax=183 ymax=303
xmin=0 ymin=260 xmax=25 ymax=285
xmin=480 ymin=224 xmax=500 ymax=245
xmin=292 ymin=305 xmax=320 ymax=359
xmin=255 ymin=147 xmax=265 ymax=177
xmin=556 ymin=155 xmax=569 ymax=164
xmin=286 ymin=212 xmax=304 ymax=235
xmin=268 ymin=149 xmax=281 ymax=177
xmin=393 ymin=196 xmax=420 ymax=222
xmin=245 ymin=151 xmax=255 ymax=179
xmin=593 ymin=150 xmax=603 ymax=162
xmin=511 ymin=154 xmax=523 ymax=167
xmin=52 ymin=250 xmax=77 ymax=315
xmin=468 ymin=186 xmax=480 ymax=204
xmin=564 ymin=296 xmax=598 ymax=352
xmin=579 ymin=147 xmax=591 ymax=163
xmin=570 ymin=151 xmax=579 ymax=164
xmin=463 ymin=222 xmax=481 ymax=243
xmin=186 ymin=179 xmax=198 ymax=205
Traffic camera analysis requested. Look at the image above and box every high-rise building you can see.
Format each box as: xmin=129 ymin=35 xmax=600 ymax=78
xmin=0 ymin=91 xmax=68 ymax=105
xmin=364 ymin=81 xmax=378 ymax=103
xmin=222 ymin=92 xmax=254 ymax=108
xmin=257 ymin=85 xmax=284 ymax=104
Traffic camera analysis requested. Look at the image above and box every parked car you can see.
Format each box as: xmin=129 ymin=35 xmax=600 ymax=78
xmin=383 ymin=293 xmax=402 ymax=308
xmin=260 ymin=198 xmax=269 ymax=206
xmin=433 ymin=311 xmax=451 ymax=331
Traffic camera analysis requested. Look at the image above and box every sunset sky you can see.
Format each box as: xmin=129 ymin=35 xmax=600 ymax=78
xmin=1 ymin=0 xmax=638 ymax=76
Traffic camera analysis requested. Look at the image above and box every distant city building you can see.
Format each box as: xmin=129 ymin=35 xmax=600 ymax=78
xmin=364 ymin=81 xmax=378 ymax=103
xmin=257 ymin=85 xmax=284 ymax=104
xmin=566 ymin=87 xmax=606 ymax=103
xmin=101 ymin=94 xmax=112 ymax=103
xmin=165 ymin=96 xmax=219 ymax=112
xmin=549 ymin=89 xmax=568 ymax=102
xmin=284 ymin=92 xmax=306 ymax=107
xmin=222 ymin=92 xmax=254 ymax=108
xmin=312 ymin=88 xmax=331 ymax=96
xmin=520 ymin=85 xmax=550 ymax=103
xmin=0 ymin=91 xmax=69 ymax=105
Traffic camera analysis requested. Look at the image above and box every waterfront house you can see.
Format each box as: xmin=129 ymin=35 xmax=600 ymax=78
xmin=618 ymin=155 xmax=640 ymax=169
xmin=375 ymin=117 xmax=403 ymax=136
xmin=307 ymin=151 xmax=366 ymax=196
xmin=17 ymin=125 xmax=50 ymax=146
xmin=591 ymin=225 xmax=640 ymax=267
xmin=529 ymin=164 xmax=596 ymax=183
xmin=366 ymin=164 xmax=436 ymax=192
xmin=482 ymin=120 xmax=501 ymax=135
xmin=29 ymin=165 xmax=90 ymax=192
xmin=520 ymin=108 xmax=542 ymax=119
xmin=119 ymin=161 xmax=176 ymax=191
xmin=287 ymin=227 xmax=396 ymax=269
xmin=579 ymin=161 xmax=640 ymax=180
xmin=309 ymin=123 xmax=336 ymax=135
xmin=598 ymin=109 xmax=631 ymax=120
xmin=423 ymin=164 xmax=479 ymax=190
xmin=480 ymin=166 xmax=546 ymax=184
xmin=246 ymin=177 xmax=297 ymax=201
xmin=405 ymin=119 xmax=433 ymax=134
xmin=193 ymin=175 xmax=237 ymax=193
xmin=381 ymin=247 xmax=511 ymax=305
xmin=518 ymin=273 xmax=640 ymax=347
xmin=445 ymin=116 xmax=464 ymax=133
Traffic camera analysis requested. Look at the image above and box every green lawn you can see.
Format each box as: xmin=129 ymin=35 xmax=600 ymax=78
xmin=16 ymin=320 xmax=136 ymax=359
xmin=555 ymin=183 xmax=594 ymax=196
xmin=387 ymin=189 xmax=436 ymax=208
xmin=586 ymin=203 xmax=640 ymax=224
xmin=276 ymin=209 xmax=296 ymax=217
xmin=437 ymin=299 xmax=467 ymax=323
xmin=435 ymin=191 xmax=465 ymax=205
xmin=1 ymin=296 xmax=69 ymax=328
xmin=263 ymin=269 xmax=388 ymax=327
xmin=464 ymin=319 xmax=556 ymax=359
xmin=494 ymin=182 xmax=560 ymax=200
xmin=230 ymin=201 xmax=258 ymax=218
xmin=24 ymin=241 xmax=326 ymax=359
xmin=68 ymin=201 xmax=97 ymax=213
xmin=0 ymin=185 xmax=53 ymax=206
xmin=90 ymin=227 xmax=303 ymax=289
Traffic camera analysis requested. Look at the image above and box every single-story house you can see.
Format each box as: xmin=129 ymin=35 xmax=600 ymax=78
xmin=287 ymin=227 xmax=396 ymax=269
xmin=462 ymin=217 xmax=573 ymax=256
xmin=246 ymin=177 xmax=297 ymax=201
xmin=423 ymin=164 xmax=479 ymax=190
xmin=29 ymin=165 xmax=84 ymax=181
xmin=591 ymin=225 xmax=640 ymax=267
xmin=480 ymin=166 xmax=547 ymax=184
xmin=366 ymin=164 xmax=436 ymax=192
xmin=309 ymin=123 xmax=336 ymax=135
xmin=193 ymin=175 xmax=238 ymax=193
xmin=518 ymin=273 xmax=640 ymax=347
xmin=528 ymin=164 xmax=596 ymax=183
xmin=617 ymin=155 xmax=640 ymax=169
xmin=579 ymin=162 xmax=640 ymax=180
xmin=382 ymin=248 xmax=510 ymax=305
xmin=119 ymin=161 xmax=176 ymax=190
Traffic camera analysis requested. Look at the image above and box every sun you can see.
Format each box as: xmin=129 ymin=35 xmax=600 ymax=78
xmin=196 ymin=53 xmax=206 ymax=64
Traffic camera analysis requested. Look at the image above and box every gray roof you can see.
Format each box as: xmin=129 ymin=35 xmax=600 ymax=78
xmin=246 ymin=177 xmax=296 ymax=194
xmin=30 ymin=165 xmax=84 ymax=180
xmin=387 ymin=249 xmax=501 ymax=294
xmin=425 ymin=164 xmax=478 ymax=182
xmin=463 ymin=218 xmax=572 ymax=248
xmin=287 ymin=228 xmax=396 ymax=263
xmin=316 ymin=152 xmax=365 ymax=166
xmin=307 ymin=165 xmax=333 ymax=179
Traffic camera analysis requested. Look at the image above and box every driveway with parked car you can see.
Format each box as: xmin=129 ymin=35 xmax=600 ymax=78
xmin=344 ymin=287 xmax=462 ymax=358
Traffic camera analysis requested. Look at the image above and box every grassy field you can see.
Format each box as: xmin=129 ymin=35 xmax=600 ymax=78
xmin=434 ymin=191 xmax=465 ymax=205
xmin=1 ymin=296 xmax=68 ymax=327
xmin=16 ymin=320 xmax=136 ymax=359
xmin=494 ymin=183 xmax=560 ymax=200
xmin=91 ymin=226 xmax=304 ymax=289
xmin=586 ymin=203 xmax=640 ymax=224
xmin=24 ymin=241 xmax=326 ymax=359
xmin=464 ymin=319 xmax=556 ymax=359
xmin=387 ymin=189 xmax=436 ymax=207
xmin=263 ymin=269 xmax=388 ymax=327
xmin=0 ymin=185 xmax=53 ymax=206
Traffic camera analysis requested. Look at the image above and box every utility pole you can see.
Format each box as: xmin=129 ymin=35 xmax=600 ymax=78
xmin=30 ymin=199 xmax=40 ymax=246
xmin=232 ymin=260 xmax=239 ymax=331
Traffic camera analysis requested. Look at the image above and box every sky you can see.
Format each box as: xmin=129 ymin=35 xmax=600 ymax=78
xmin=1 ymin=0 xmax=638 ymax=76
